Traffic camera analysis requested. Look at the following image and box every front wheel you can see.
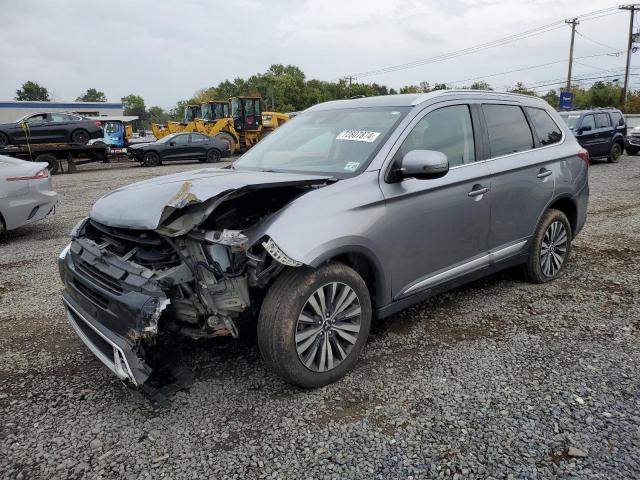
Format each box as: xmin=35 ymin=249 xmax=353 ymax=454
xmin=626 ymin=146 xmax=639 ymax=156
xmin=608 ymin=142 xmax=622 ymax=163
xmin=258 ymin=262 xmax=372 ymax=388
xmin=142 ymin=151 xmax=160 ymax=167
xmin=0 ymin=133 xmax=8 ymax=147
xmin=523 ymin=209 xmax=572 ymax=284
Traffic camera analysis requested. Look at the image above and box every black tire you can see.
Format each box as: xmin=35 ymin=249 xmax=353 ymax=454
xmin=35 ymin=153 xmax=59 ymax=175
xmin=142 ymin=151 xmax=160 ymax=167
xmin=523 ymin=209 xmax=572 ymax=284
xmin=205 ymin=148 xmax=221 ymax=163
xmin=608 ymin=142 xmax=622 ymax=163
xmin=215 ymin=132 xmax=236 ymax=156
xmin=0 ymin=133 xmax=8 ymax=147
xmin=0 ymin=214 xmax=6 ymax=236
xmin=626 ymin=146 xmax=639 ymax=156
xmin=71 ymin=129 xmax=90 ymax=145
xmin=257 ymin=262 xmax=372 ymax=388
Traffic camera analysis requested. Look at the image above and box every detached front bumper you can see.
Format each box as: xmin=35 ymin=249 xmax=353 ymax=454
xmin=59 ymin=237 xmax=168 ymax=386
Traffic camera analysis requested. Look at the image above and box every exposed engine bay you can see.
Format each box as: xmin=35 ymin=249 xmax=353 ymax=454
xmin=59 ymin=176 xmax=331 ymax=396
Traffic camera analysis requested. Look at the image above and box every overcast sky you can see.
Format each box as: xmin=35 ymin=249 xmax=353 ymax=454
xmin=0 ymin=0 xmax=632 ymax=109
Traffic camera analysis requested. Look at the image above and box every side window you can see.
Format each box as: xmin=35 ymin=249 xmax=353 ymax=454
xmin=611 ymin=111 xmax=624 ymax=127
xmin=399 ymin=104 xmax=475 ymax=167
xmin=526 ymin=107 xmax=562 ymax=146
xmin=51 ymin=113 xmax=67 ymax=122
xmin=173 ymin=134 xmax=189 ymax=145
xmin=581 ymin=115 xmax=595 ymax=130
xmin=482 ymin=104 xmax=533 ymax=157
xmin=26 ymin=114 xmax=47 ymax=125
xmin=190 ymin=134 xmax=207 ymax=143
xmin=595 ymin=113 xmax=611 ymax=129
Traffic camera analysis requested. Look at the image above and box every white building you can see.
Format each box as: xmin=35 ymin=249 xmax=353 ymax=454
xmin=0 ymin=101 xmax=123 ymax=123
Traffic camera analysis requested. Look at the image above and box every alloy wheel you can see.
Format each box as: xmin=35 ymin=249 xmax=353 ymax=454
xmin=295 ymin=282 xmax=362 ymax=372
xmin=540 ymin=220 xmax=568 ymax=277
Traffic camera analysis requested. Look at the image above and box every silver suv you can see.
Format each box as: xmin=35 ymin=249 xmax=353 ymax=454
xmin=59 ymin=91 xmax=589 ymax=389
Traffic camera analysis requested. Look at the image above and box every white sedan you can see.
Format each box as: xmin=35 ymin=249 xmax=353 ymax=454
xmin=0 ymin=155 xmax=57 ymax=234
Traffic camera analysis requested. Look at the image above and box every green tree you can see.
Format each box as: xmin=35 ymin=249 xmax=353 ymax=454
xmin=541 ymin=89 xmax=560 ymax=109
xmin=467 ymin=81 xmax=493 ymax=90
xmin=147 ymin=106 xmax=170 ymax=124
xmin=121 ymin=94 xmax=146 ymax=119
xmin=76 ymin=88 xmax=107 ymax=102
xmin=15 ymin=81 xmax=50 ymax=101
xmin=509 ymin=82 xmax=536 ymax=96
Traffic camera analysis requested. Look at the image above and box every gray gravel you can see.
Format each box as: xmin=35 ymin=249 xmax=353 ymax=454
xmin=1 ymin=157 xmax=639 ymax=479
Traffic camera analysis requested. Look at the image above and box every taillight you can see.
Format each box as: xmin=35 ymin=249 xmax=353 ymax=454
xmin=95 ymin=121 xmax=102 ymax=127
xmin=577 ymin=148 xmax=590 ymax=167
xmin=7 ymin=168 xmax=49 ymax=181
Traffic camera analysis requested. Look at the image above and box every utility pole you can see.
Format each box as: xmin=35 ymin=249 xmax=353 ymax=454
xmin=565 ymin=18 xmax=579 ymax=92
xmin=344 ymin=76 xmax=356 ymax=97
xmin=620 ymin=4 xmax=639 ymax=106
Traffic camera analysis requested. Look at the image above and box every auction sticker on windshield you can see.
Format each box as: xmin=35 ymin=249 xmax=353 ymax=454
xmin=336 ymin=130 xmax=381 ymax=142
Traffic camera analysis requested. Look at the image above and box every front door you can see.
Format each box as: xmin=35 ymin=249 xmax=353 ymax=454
xmin=164 ymin=133 xmax=192 ymax=160
xmin=379 ymin=103 xmax=492 ymax=299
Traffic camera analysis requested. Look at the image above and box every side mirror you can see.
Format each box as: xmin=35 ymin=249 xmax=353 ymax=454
xmin=399 ymin=150 xmax=449 ymax=180
xmin=619 ymin=118 xmax=625 ymax=127
xmin=578 ymin=125 xmax=592 ymax=134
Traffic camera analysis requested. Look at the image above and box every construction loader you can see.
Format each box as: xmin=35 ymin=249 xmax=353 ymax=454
xmin=151 ymin=104 xmax=201 ymax=140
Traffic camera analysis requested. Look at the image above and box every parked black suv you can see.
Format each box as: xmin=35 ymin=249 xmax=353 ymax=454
xmin=559 ymin=108 xmax=626 ymax=162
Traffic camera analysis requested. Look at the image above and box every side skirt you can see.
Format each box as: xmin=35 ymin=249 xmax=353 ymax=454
xmin=374 ymin=253 xmax=528 ymax=320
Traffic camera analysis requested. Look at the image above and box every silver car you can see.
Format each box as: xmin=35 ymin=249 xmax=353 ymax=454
xmin=59 ymin=91 xmax=589 ymax=389
xmin=0 ymin=155 xmax=57 ymax=234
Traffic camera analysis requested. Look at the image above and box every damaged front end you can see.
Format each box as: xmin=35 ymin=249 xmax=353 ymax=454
xmin=59 ymin=170 xmax=330 ymax=388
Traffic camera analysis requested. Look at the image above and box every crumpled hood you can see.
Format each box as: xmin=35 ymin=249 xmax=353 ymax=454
xmin=90 ymin=168 xmax=331 ymax=231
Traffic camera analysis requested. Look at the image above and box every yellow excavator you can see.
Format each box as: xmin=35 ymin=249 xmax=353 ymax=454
xmin=151 ymin=104 xmax=202 ymax=139
xmin=152 ymin=97 xmax=289 ymax=155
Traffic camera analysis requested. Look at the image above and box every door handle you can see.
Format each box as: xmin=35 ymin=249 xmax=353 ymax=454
xmin=468 ymin=185 xmax=489 ymax=197
xmin=537 ymin=169 xmax=552 ymax=179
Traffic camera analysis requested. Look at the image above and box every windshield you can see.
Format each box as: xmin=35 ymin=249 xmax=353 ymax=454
xmin=234 ymin=107 xmax=410 ymax=177
xmin=559 ymin=113 xmax=581 ymax=130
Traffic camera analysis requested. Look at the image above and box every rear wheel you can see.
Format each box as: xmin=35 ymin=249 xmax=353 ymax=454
xmin=608 ymin=142 xmax=622 ymax=163
xmin=71 ymin=129 xmax=90 ymax=145
xmin=0 ymin=133 xmax=8 ymax=147
xmin=215 ymin=132 xmax=235 ymax=156
xmin=205 ymin=148 xmax=221 ymax=163
xmin=142 ymin=151 xmax=160 ymax=167
xmin=35 ymin=153 xmax=59 ymax=175
xmin=258 ymin=262 xmax=372 ymax=388
xmin=523 ymin=209 xmax=572 ymax=284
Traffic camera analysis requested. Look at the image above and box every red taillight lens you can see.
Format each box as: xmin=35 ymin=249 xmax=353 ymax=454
xmin=7 ymin=168 xmax=49 ymax=181
xmin=95 ymin=121 xmax=102 ymax=127
xmin=577 ymin=148 xmax=590 ymax=167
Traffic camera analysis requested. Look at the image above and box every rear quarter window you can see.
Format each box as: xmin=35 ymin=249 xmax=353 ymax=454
xmin=482 ymin=104 xmax=534 ymax=157
xmin=526 ymin=107 xmax=562 ymax=146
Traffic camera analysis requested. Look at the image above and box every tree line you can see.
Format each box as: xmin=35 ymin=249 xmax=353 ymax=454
xmin=13 ymin=68 xmax=640 ymax=128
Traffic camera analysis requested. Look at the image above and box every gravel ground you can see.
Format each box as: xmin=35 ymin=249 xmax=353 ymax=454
xmin=1 ymin=157 xmax=639 ymax=479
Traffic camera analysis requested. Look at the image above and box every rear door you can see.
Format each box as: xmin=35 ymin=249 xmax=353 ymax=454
xmin=481 ymin=103 xmax=557 ymax=254
xmin=49 ymin=112 xmax=73 ymax=141
xmin=189 ymin=133 xmax=209 ymax=159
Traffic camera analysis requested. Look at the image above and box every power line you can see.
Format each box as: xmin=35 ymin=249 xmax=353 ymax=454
xmin=575 ymin=29 xmax=621 ymax=52
xmin=345 ymin=6 xmax=620 ymax=80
